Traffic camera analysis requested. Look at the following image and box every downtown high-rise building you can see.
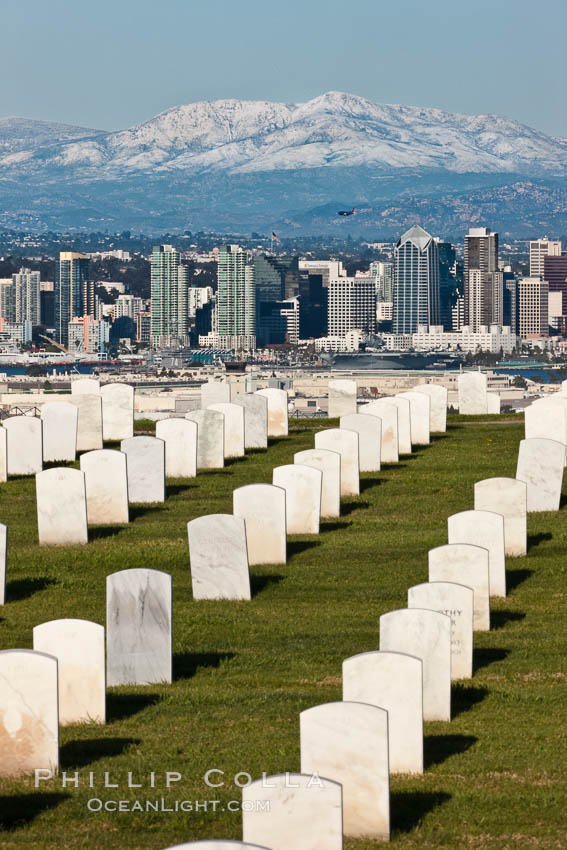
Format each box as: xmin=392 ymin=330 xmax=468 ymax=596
xmin=150 ymin=245 xmax=189 ymax=348
xmin=464 ymin=227 xmax=502 ymax=331
xmin=0 ymin=268 xmax=41 ymax=326
xmin=392 ymin=225 xmax=440 ymax=334
xmin=328 ymin=276 xmax=376 ymax=337
xmin=55 ymin=252 xmax=93 ymax=345
xmin=529 ymin=238 xmax=562 ymax=278
xmin=215 ymin=245 xmax=256 ymax=349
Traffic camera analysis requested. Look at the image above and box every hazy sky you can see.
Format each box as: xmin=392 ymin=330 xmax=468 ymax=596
xmin=2 ymin=0 xmax=566 ymax=136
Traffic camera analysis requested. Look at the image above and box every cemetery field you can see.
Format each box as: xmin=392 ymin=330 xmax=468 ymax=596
xmin=1 ymin=416 xmax=566 ymax=849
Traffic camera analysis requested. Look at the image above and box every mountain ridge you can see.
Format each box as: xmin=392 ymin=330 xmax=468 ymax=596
xmin=0 ymin=93 xmax=565 ymax=234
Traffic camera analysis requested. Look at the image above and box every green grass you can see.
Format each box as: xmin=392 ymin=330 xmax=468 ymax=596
xmin=1 ymin=416 xmax=566 ymax=849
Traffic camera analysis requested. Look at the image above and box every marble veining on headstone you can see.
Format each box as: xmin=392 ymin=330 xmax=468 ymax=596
xmin=516 ymin=437 xmax=566 ymax=511
xmin=185 ymin=409 xmax=225 ymax=468
xmin=101 ymin=383 xmax=134 ymax=441
xmin=340 ymin=413 xmax=381 ymax=472
xmin=315 ymin=428 xmax=359 ymax=496
xmin=474 ymin=477 xmax=527 ymax=556
xmin=256 ymin=388 xmax=289 ymax=436
xmin=232 ymin=394 xmax=268 ymax=449
xmin=327 ymin=378 xmax=357 ymax=418
xmin=106 ymin=569 xmax=172 ymax=686
xmin=233 ymin=484 xmax=286 ymax=565
xmin=358 ymin=399 xmax=399 ymax=462
xmin=272 ymin=464 xmax=322 ymax=534
xmin=187 ymin=514 xmax=251 ymax=600
xmin=428 ymin=543 xmax=490 ymax=631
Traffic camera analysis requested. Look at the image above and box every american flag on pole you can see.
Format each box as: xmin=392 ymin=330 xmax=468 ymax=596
xmin=271 ymin=231 xmax=281 ymax=244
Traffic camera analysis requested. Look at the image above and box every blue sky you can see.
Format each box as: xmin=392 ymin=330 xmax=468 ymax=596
xmin=2 ymin=0 xmax=565 ymax=136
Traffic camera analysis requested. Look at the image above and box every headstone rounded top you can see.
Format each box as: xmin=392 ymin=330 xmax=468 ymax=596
xmin=36 ymin=466 xmax=84 ymax=483
xmin=164 ymin=843 xmax=273 ymax=850
xmin=107 ymin=567 xmax=171 ymax=583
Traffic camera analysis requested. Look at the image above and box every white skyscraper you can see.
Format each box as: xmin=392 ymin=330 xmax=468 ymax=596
xmin=529 ymin=239 xmax=562 ymax=278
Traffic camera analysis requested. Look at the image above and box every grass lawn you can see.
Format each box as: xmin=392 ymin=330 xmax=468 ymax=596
xmin=0 ymin=415 xmax=566 ymax=849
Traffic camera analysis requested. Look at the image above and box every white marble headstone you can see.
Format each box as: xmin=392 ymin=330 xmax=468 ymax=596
xmin=4 ymin=416 xmax=42 ymax=475
xmin=156 ymin=418 xmax=198 ymax=478
xmin=0 ymin=649 xmax=59 ymax=777
xmin=256 ymin=388 xmax=289 ymax=436
xmin=294 ymin=449 xmax=341 ymax=519
xmin=487 ymin=393 xmax=501 ymax=414
xmin=121 ymin=436 xmax=166 ymax=503
xmin=208 ymin=402 xmax=245 ymax=458
xmin=71 ymin=393 xmax=103 ymax=451
xmin=106 ymin=568 xmax=172 ymax=686
xmin=300 ymin=701 xmax=389 ymax=840
xmin=0 ymin=426 xmax=6 ymax=483
xmin=71 ymin=377 xmax=100 ymax=396
xmin=0 ymin=524 xmax=7 ymax=605
xmin=201 ymin=381 xmax=231 ymax=407
xmin=396 ymin=391 xmax=430 ymax=445
xmin=340 ymin=413 xmax=381 ymax=472
xmin=36 ymin=467 xmax=88 ymax=545
xmin=448 ymin=509 xmax=506 ymax=597
xmin=41 ymin=402 xmax=78 ymax=462
xmin=242 ymin=773 xmax=343 ymax=850
xmin=80 ymin=449 xmax=129 ymax=524
xmin=385 ymin=396 xmax=412 ymax=454
xmin=474 ymin=477 xmax=527 ymax=557
xmin=428 ymin=543 xmax=490 ymax=631
xmin=327 ymin=378 xmax=357 ymax=418
xmin=526 ymin=400 xmax=567 ymax=463
xmin=233 ymin=484 xmax=286 ymax=565
xmin=380 ymin=608 xmax=451 ymax=721
xmin=343 ymin=650 xmax=423 ymax=775
xmin=33 ymin=619 xmax=105 ymax=724
xmin=415 ymin=384 xmax=448 ymax=432
xmin=458 ymin=372 xmax=488 ymax=415
xmin=233 ymin=394 xmax=268 ymax=449
xmin=185 ymin=409 xmax=225 ymax=468
xmin=358 ymin=399 xmax=399 ymax=462
xmin=314 ymin=428 xmax=359 ymax=496
xmin=101 ymin=383 xmax=134 ymax=441
xmin=187 ymin=515 xmax=251 ymax=601
xmin=408 ymin=582 xmax=473 ymax=680
xmin=272 ymin=464 xmax=322 ymax=534
xmin=516 ymin=437 xmax=565 ymax=511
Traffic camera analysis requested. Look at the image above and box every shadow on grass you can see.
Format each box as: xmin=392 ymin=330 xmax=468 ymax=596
xmin=490 ymin=610 xmax=526 ymax=630
xmin=424 ymin=733 xmax=478 ymax=768
xmin=174 ymin=651 xmax=236 ymax=680
xmin=60 ymin=737 xmax=140 ymax=768
xmin=506 ymin=569 xmax=534 ymax=592
xmin=320 ymin=519 xmax=353 ymax=533
xmin=340 ymin=499 xmax=370 ymax=516
xmin=527 ymin=531 xmax=552 ymax=550
xmin=287 ymin=539 xmax=321 ymax=558
xmin=430 ymin=433 xmax=450 ymax=443
xmin=250 ymin=573 xmax=285 ymax=596
xmin=391 ymin=790 xmax=451 ymax=833
xmin=360 ymin=476 xmax=383 ymax=492
xmin=268 ymin=437 xmax=288 ymax=447
xmin=166 ymin=482 xmax=199 ymax=497
xmin=451 ymin=684 xmax=490 ymax=717
xmin=473 ymin=648 xmax=509 ymax=673
xmin=129 ymin=504 xmax=167 ymax=521
xmin=223 ymin=456 xmax=248 ymax=467
xmin=6 ymin=576 xmax=56 ymax=602
xmin=0 ymin=793 xmax=70 ymax=830
xmin=89 ymin=525 xmax=127 ymax=541
xmin=106 ymin=692 xmax=162 ymax=722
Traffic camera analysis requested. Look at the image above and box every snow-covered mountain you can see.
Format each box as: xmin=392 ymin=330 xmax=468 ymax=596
xmin=0 ymin=93 xmax=565 ymax=234
xmin=1 ymin=92 xmax=566 ymax=178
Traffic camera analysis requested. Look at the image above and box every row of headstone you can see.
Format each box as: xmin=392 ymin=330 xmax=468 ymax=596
xmin=0 ymin=565 xmax=175 ymax=777
xmin=200 ymin=382 xmax=289 ymax=438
